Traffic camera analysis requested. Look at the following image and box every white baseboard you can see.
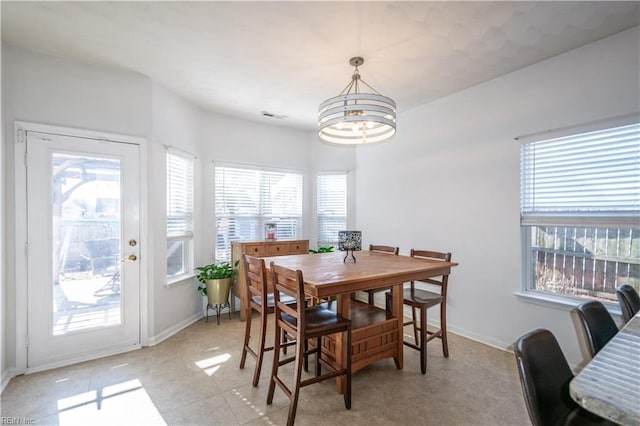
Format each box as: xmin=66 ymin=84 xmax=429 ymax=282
xmin=445 ymin=323 xmax=513 ymax=352
xmin=1 ymin=367 xmax=15 ymax=394
xmin=26 ymin=344 xmax=141 ymax=375
xmin=367 ymin=295 xmax=514 ymax=353
xmin=147 ymin=312 xmax=202 ymax=347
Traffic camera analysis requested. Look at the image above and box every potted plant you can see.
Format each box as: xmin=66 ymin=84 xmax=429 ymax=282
xmin=196 ymin=260 xmax=239 ymax=305
xmin=309 ymin=246 xmax=334 ymax=254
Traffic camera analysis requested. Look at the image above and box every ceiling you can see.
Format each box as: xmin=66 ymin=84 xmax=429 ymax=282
xmin=2 ymin=1 xmax=639 ymax=131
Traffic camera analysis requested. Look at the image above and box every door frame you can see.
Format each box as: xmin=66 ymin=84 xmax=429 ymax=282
xmin=14 ymin=121 xmax=149 ymax=374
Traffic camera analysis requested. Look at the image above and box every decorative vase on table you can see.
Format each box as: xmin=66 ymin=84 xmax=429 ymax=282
xmin=338 ymin=230 xmax=362 ymax=262
xmin=265 ymin=222 xmax=277 ymax=241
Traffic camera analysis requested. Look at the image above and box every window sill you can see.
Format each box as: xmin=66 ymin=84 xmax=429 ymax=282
xmin=167 ymin=273 xmax=196 ymax=287
xmin=514 ymin=291 xmax=623 ymax=318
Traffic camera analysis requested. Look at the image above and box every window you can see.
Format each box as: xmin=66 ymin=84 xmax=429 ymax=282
xmin=166 ymin=149 xmax=194 ymax=281
xmin=215 ymin=164 xmax=303 ymax=261
xmin=520 ymin=119 xmax=640 ymax=303
xmin=317 ymin=172 xmax=347 ymax=247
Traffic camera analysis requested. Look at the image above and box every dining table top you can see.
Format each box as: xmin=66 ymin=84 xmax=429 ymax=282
xmin=570 ymin=312 xmax=640 ymax=426
xmin=260 ymin=250 xmax=458 ymax=299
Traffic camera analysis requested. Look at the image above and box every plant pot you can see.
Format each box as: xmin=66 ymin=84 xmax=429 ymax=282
xmin=205 ymin=278 xmax=232 ymax=305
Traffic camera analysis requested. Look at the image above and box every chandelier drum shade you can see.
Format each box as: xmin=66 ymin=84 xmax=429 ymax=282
xmin=318 ymin=57 xmax=396 ymax=145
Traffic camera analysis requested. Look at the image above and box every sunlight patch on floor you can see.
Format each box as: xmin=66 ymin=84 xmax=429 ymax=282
xmin=195 ymin=353 xmax=232 ymax=376
xmin=56 ymin=379 xmax=166 ymax=425
xmin=231 ymin=388 xmax=277 ymax=425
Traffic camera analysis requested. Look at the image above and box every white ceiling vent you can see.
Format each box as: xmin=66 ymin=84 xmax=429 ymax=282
xmin=261 ymin=111 xmax=287 ymax=120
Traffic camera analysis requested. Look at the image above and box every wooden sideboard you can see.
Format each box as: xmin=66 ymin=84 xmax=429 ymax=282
xmin=232 ymin=239 xmax=309 ymax=321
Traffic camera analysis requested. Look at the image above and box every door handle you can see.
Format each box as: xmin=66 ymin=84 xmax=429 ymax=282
xmin=122 ymin=254 xmax=137 ymax=262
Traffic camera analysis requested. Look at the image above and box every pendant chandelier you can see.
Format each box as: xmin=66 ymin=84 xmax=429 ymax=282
xmin=318 ymin=57 xmax=396 ymax=145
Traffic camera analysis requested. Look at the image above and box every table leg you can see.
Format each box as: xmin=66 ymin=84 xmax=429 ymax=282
xmin=392 ymin=283 xmax=404 ymax=369
xmin=334 ymin=294 xmax=350 ymax=394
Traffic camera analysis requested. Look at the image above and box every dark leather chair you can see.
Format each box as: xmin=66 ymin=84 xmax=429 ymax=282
xmin=616 ymin=284 xmax=640 ymax=323
xmin=239 ymin=255 xmax=296 ymax=386
xmin=360 ymin=244 xmax=399 ymax=305
xmin=267 ymin=262 xmax=352 ymax=426
xmin=385 ymin=249 xmax=451 ymax=374
xmin=572 ymin=301 xmax=618 ymax=359
xmin=514 ymin=329 xmax=616 ymax=426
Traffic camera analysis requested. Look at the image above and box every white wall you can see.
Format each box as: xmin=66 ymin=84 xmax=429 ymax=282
xmin=148 ymin=83 xmax=204 ymax=340
xmin=355 ymin=26 xmax=640 ymax=366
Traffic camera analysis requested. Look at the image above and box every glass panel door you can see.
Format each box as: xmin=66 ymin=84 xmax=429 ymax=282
xmin=27 ymin=131 xmax=140 ymax=370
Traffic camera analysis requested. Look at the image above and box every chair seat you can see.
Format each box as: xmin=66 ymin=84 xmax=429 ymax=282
xmin=401 ymin=288 xmax=443 ymax=308
xmin=282 ymin=305 xmax=351 ymax=335
xmin=251 ymin=292 xmax=296 ymax=308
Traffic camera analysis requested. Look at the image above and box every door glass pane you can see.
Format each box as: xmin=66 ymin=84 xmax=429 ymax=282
xmin=52 ymin=153 xmax=122 ymax=335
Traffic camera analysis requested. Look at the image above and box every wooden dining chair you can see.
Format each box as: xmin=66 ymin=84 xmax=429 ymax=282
xmin=267 ymin=262 xmax=352 ymax=426
xmin=386 ymin=249 xmax=451 ymax=374
xmin=616 ymin=284 xmax=640 ymax=323
xmin=239 ymin=255 xmax=296 ymax=386
xmin=359 ymin=244 xmax=399 ymax=305
xmin=514 ymin=328 xmax=616 ymax=426
xmin=572 ymin=300 xmax=618 ymax=359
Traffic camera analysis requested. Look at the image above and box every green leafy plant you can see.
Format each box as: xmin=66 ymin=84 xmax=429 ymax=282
xmin=309 ymin=246 xmax=334 ymax=254
xmin=195 ymin=260 xmax=239 ymax=295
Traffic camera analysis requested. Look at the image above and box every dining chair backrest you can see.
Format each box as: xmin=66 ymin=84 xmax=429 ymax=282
xmin=244 ymin=254 xmax=269 ymax=307
xmin=362 ymin=244 xmax=399 ymax=305
xmin=369 ymin=244 xmax=399 ymax=255
xmin=572 ymin=300 xmax=618 ymax=359
xmin=271 ymin=263 xmax=306 ymax=336
xmin=514 ymin=329 xmax=577 ymax=426
xmin=616 ymin=284 xmax=640 ymax=324
xmin=410 ymin=249 xmax=452 ymax=290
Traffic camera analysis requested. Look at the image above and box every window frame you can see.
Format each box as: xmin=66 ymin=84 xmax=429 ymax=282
xmin=214 ymin=162 xmax=304 ymax=262
xmin=518 ymin=115 xmax=640 ymax=308
xmin=316 ymin=171 xmax=348 ymax=248
xmin=166 ymin=147 xmax=195 ymax=284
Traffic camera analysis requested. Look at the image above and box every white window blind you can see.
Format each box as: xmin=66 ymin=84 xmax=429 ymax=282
xmin=317 ymin=172 xmax=347 ymax=247
xmin=521 ymin=123 xmax=640 ymax=226
xmin=215 ymin=164 xmax=303 ymax=261
xmin=166 ymin=150 xmax=194 ymax=279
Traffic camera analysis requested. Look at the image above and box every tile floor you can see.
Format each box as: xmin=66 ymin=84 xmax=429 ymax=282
xmin=1 ymin=313 xmax=530 ymax=425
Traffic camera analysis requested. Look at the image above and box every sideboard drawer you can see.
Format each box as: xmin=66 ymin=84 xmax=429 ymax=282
xmin=244 ymin=244 xmax=266 ymax=257
xmin=288 ymin=242 xmax=308 ymax=254
xmin=266 ymin=243 xmax=289 ymax=255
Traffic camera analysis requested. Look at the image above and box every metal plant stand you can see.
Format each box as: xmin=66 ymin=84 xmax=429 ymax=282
xmin=206 ymin=301 xmax=231 ymax=325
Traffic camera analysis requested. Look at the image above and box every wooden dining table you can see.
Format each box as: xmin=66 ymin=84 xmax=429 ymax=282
xmin=261 ymin=250 xmax=458 ymax=392
xmin=570 ymin=312 xmax=640 ymax=425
